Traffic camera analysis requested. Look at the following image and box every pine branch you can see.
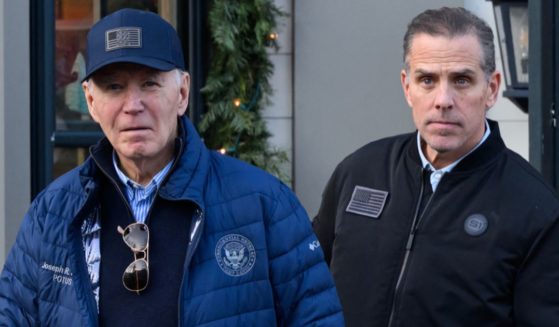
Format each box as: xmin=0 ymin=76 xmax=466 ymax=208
xmin=199 ymin=0 xmax=289 ymax=182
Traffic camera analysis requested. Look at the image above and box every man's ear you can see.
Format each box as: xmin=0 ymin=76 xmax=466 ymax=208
xmin=177 ymin=72 xmax=190 ymax=116
xmin=82 ymin=81 xmax=100 ymax=122
xmin=485 ymin=71 xmax=501 ymax=110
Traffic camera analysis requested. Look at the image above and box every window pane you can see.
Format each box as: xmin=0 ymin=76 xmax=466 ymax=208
xmin=104 ymin=0 xmax=158 ymax=14
xmin=53 ymin=147 xmax=89 ymax=178
xmin=509 ymin=6 xmax=529 ymax=83
xmin=103 ymin=0 xmax=176 ymax=26
xmin=55 ymin=0 xmax=98 ymax=132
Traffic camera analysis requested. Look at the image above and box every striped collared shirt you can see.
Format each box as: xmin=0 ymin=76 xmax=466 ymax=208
xmin=112 ymin=152 xmax=174 ymax=223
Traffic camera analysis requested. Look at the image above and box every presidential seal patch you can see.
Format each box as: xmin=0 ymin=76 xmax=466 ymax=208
xmin=215 ymin=234 xmax=256 ymax=277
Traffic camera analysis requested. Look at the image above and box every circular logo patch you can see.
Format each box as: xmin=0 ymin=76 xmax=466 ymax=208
xmin=464 ymin=214 xmax=488 ymax=236
xmin=215 ymin=234 xmax=256 ymax=277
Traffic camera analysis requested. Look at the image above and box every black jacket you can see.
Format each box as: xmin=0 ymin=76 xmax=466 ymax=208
xmin=313 ymin=120 xmax=559 ymax=326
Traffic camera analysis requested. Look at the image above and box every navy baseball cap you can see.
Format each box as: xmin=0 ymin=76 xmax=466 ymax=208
xmin=83 ymin=8 xmax=185 ymax=81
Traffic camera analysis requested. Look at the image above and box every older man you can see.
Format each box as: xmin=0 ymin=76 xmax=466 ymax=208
xmin=0 ymin=8 xmax=343 ymax=326
xmin=313 ymin=7 xmax=559 ymax=327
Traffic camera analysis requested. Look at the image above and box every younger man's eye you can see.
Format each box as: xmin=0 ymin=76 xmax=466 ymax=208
xmin=420 ymin=77 xmax=433 ymax=85
xmin=455 ymin=77 xmax=471 ymax=87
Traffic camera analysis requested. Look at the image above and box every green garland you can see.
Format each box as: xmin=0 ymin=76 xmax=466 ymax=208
xmin=199 ymin=0 xmax=288 ymax=182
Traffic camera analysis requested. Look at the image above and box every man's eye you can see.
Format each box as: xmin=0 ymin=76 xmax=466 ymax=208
xmin=143 ymin=80 xmax=159 ymax=87
xmin=455 ymin=77 xmax=470 ymax=86
xmin=420 ymin=77 xmax=433 ymax=85
xmin=106 ymin=83 xmax=122 ymax=91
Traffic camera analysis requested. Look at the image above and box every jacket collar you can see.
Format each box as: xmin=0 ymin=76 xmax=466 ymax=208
xmin=452 ymin=119 xmax=505 ymax=173
xmin=407 ymin=119 xmax=506 ymax=173
xmin=158 ymin=116 xmax=208 ymax=212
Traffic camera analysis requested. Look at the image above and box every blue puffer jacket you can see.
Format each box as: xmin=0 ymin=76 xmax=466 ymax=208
xmin=0 ymin=117 xmax=344 ymax=326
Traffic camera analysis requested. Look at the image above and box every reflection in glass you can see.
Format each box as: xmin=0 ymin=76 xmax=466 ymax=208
xmin=509 ymin=6 xmax=528 ymax=83
xmin=53 ymin=147 xmax=89 ymax=179
xmin=494 ymin=3 xmax=529 ymax=88
xmin=55 ymin=0 xmax=97 ymax=132
xmin=104 ymin=0 xmax=158 ymax=15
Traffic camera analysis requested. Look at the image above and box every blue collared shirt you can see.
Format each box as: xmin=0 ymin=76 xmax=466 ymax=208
xmin=112 ymin=152 xmax=174 ymax=223
xmin=417 ymin=119 xmax=491 ymax=191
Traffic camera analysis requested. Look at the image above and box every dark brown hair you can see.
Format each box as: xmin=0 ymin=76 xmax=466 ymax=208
xmin=403 ymin=7 xmax=496 ymax=78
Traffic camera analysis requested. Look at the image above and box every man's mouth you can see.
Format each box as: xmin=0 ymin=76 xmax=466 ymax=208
xmin=122 ymin=126 xmax=149 ymax=132
xmin=429 ymin=120 xmax=460 ymax=127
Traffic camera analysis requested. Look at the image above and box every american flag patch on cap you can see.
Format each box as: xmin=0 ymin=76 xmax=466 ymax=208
xmin=105 ymin=27 xmax=142 ymax=51
xmin=346 ymin=186 xmax=389 ymax=218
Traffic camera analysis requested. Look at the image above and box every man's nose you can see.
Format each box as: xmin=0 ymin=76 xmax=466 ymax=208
xmin=434 ymin=83 xmax=454 ymax=110
xmin=123 ymin=87 xmax=144 ymax=113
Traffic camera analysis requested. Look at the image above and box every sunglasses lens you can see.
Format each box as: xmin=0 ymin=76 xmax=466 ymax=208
xmin=123 ymin=259 xmax=149 ymax=292
xmin=123 ymin=223 xmax=149 ymax=251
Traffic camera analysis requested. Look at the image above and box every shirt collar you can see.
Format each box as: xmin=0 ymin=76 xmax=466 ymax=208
xmin=112 ymin=151 xmax=174 ymax=190
xmin=417 ymin=119 xmax=491 ymax=174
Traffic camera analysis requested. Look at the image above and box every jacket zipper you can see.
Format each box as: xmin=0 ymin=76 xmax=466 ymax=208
xmin=91 ymin=156 xmax=136 ymax=217
xmin=387 ymin=168 xmax=435 ymax=327
xmin=70 ymin=191 xmax=101 ymax=326
xmin=178 ymin=208 xmax=205 ymax=326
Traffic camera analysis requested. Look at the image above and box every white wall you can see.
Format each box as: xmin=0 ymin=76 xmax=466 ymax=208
xmin=0 ymin=0 xmax=31 ymax=267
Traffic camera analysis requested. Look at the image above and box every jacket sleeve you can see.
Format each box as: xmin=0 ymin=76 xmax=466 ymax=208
xmin=312 ymin=166 xmax=341 ymax=266
xmin=514 ymin=213 xmax=559 ymax=326
xmin=0 ymin=203 xmax=41 ymax=326
xmin=267 ymin=182 xmax=344 ymax=326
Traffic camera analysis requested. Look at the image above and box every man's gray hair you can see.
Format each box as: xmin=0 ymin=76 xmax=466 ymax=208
xmin=403 ymin=7 xmax=496 ymax=78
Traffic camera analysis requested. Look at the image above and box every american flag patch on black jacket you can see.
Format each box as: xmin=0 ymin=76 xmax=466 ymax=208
xmin=346 ymin=185 xmax=388 ymax=218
